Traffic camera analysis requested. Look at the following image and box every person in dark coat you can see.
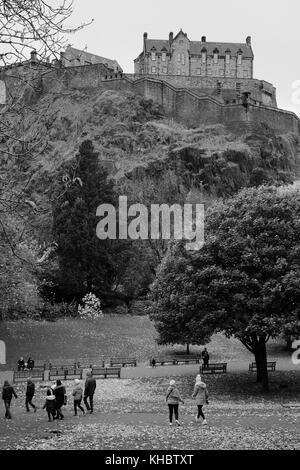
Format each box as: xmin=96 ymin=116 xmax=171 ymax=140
xmin=201 ymin=348 xmax=210 ymax=368
xmin=84 ymin=371 xmax=96 ymax=413
xmin=17 ymin=357 xmax=25 ymax=371
xmin=42 ymin=389 xmax=56 ymax=422
xmin=2 ymin=380 xmax=18 ymax=419
xmin=27 ymin=357 xmax=35 ymax=371
xmin=53 ymin=380 xmax=66 ymax=420
xmin=25 ymin=378 xmax=37 ymax=412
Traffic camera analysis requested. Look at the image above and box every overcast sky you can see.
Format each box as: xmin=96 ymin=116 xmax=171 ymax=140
xmin=69 ymin=0 xmax=300 ymax=115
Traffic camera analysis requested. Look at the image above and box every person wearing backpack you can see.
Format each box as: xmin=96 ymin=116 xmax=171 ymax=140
xmin=192 ymin=374 xmax=209 ymax=425
xmin=43 ymin=388 xmax=56 ymax=422
xmin=72 ymin=379 xmax=85 ymax=416
xmin=53 ymin=380 xmax=66 ymax=420
xmin=165 ymin=379 xmax=184 ymax=426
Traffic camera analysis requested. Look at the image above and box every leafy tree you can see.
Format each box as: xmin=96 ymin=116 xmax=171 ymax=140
xmin=52 ymin=140 xmax=116 ymax=301
xmin=150 ymin=186 xmax=300 ymax=391
xmin=149 ymin=241 xmax=212 ymax=354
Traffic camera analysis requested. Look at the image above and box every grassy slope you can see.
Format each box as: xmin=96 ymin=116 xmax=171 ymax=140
xmin=0 ymin=316 xmax=291 ymax=368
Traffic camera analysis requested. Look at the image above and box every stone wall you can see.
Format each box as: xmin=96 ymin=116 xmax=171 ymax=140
xmin=125 ymin=73 xmax=277 ymax=107
xmin=101 ymin=77 xmax=300 ymax=136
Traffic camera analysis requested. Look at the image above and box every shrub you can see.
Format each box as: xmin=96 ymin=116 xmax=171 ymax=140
xmin=78 ymin=293 xmax=103 ymax=320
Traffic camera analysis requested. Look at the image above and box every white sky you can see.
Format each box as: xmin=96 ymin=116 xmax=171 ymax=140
xmin=69 ymin=0 xmax=300 ymax=115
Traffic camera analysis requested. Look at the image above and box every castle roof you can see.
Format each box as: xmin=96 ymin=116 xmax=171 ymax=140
xmin=143 ymin=35 xmax=253 ymax=59
xmin=63 ymin=46 xmax=123 ymax=71
xmin=190 ymin=42 xmax=253 ymax=58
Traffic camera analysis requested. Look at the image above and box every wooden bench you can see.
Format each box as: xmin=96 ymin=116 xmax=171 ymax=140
xmin=13 ymin=369 xmax=45 ymax=383
xmin=81 ymin=360 xmax=105 ymax=369
xmin=176 ymin=358 xmax=201 ymax=365
xmin=49 ymin=368 xmax=83 ymax=380
xmin=249 ymin=361 xmax=276 ymax=372
xmin=200 ymin=363 xmax=227 ymax=374
xmin=49 ymin=362 xmax=78 ymax=370
xmin=149 ymin=359 xmax=178 ymax=366
xmin=91 ymin=367 xmax=121 ymax=378
xmin=110 ymin=358 xmax=137 ymax=367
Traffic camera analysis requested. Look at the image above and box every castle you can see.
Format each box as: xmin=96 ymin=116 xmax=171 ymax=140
xmin=133 ymin=30 xmax=276 ymax=108
xmin=0 ymin=34 xmax=299 ymax=138
xmin=134 ymin=30 xmax=253 ymax=79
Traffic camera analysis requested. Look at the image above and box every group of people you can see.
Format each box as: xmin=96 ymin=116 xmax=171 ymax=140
xmin=166 ymin=374 xmax=209 ymax=426
xmin=17 ymin=356 xmax=35 ymax=371
xmin=2 ymin=370 xmax=209 ymax=426
xmin=1 ymin=371 xmax=97 ymax=421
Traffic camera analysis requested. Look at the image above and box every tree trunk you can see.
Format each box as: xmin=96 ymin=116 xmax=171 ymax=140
xmin=186 ymin=343 xmax=190 ymax=355
xmin=253 ymin=338 xmax=269 ymax=392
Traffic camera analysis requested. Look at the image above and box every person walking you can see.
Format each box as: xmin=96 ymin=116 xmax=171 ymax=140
xmin=84 ymin=371 xmax=96 ymax=414
xmin=201 ymin=348 xmax=210 ymax=369
xmin=2 ymin=380 xmax=18 ymax=419
xmin=192 ymin=374 xmax=209 ymax=425
xmin=53 ymin=380 xmax=66 ymax=420
xmin=165 ymin=379 xmax=184 ymax=426
xmin=151 ymin=358 xmax=156 ymax=368
xmin=25 ymin=378 xmax=37 ymax=412
xmin=43 ymin=389 xmax=56 ymax=422
xmin=72 ymin=379 xmax=85 ymax=417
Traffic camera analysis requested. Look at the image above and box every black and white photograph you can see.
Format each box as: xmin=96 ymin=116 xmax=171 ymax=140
xmin=0 ymin=0 xmax=300 ymax=457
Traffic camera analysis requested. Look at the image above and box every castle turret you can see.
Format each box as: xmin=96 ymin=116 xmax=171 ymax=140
xmin=143 ymin=32 xmax=147 ymax=52
xmin=30 ymin=50 xmax=37 ymax=63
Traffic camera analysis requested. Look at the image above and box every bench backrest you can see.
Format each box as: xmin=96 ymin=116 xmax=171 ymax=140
xmin=13 ymin=370 xmax=44 ymax=382
xmin=49 ymin=368 xmax=82 ymax=379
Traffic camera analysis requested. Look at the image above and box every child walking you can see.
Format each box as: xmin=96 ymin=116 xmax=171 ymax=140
xmin=165 ymin=379 xmax=184 ymax=426
xmin=72 ymin=379 xmax=85 ymax=416
xmin=43 ymin=389 xmax=56 ymax=422
xmin=192 ymin=374 xmax=209 ymax=425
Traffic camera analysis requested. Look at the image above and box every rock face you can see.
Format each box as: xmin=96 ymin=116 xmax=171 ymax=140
xmin=0 ymin=84 xmax=299 ymax=315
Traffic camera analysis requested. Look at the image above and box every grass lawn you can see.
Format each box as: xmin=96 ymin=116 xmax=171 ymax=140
xmin=0 ymin=315 xmax=291 ymax=369
xmin=0 ymin=372 xmax=300 ymax=450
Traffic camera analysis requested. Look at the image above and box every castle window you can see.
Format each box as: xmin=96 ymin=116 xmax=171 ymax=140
xmin=162 ymin=66 xmax=167 ymax=74
xmin=196 ymin=68 xmax=201 ymax=75
xmin=151 ymin=52 xmax=156 ymax=61
xmin=202 ymin=52 xmax=206 ymax=63
xmin=181 ymin=53 xmax=185 ymax=65
xmin=177 ymin=70 xmax=181 ymax=75
xmin=237 ymin=53 xmax=242 ymax=65
xmin=243 ymin=71 xmax=249 ymax=78
xmin=213 ymin=49 xmax=219 ymax=64
xmin=162 ymin=52 xmax=166 ymax=62
xmin=226 ymin=54 xmax=230 ymax=64
xmin=151 ymin=66 xmax=156 ymax=73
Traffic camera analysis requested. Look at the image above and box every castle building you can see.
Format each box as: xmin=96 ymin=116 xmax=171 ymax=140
xmin=134 ymin=29 xmax=253 ymax=79
xmin=61 ymin=46 xmax=123 ymax=73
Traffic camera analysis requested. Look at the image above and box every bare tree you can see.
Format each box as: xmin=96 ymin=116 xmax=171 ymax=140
xmin=0 ymin=1 xmax=93 ymax=316
xmin=0 ymin=0 xmax=92 ymax=65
